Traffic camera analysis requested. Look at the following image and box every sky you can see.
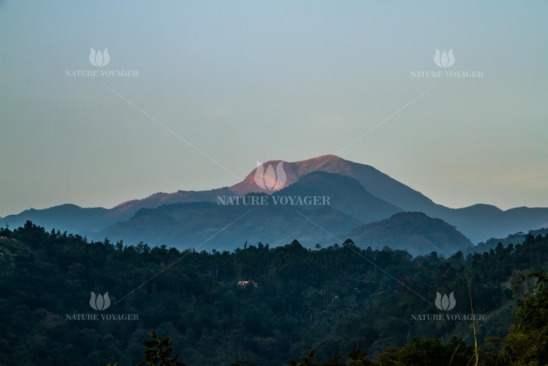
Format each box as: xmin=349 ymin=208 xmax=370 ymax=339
xmin=1 ymin=0 xmax=547 ymax=217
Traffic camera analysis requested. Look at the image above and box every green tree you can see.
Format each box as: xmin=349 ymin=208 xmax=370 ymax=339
xmin=137 ymin=331 xmax=186 ymax=366
xmin=502 ymin=272 xmax=548 ymax=365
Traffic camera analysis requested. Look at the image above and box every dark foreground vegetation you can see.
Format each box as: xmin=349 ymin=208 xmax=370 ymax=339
xmin=1 ymin=222 xmax=547 ymax=365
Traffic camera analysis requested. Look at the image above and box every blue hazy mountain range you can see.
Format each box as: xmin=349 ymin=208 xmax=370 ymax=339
xmin=2 ymin=155 xmax=547 ymax=255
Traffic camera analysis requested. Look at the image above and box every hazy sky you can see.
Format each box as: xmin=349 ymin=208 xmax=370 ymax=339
xmin=1 ymin=0 xmax=547 ymax=217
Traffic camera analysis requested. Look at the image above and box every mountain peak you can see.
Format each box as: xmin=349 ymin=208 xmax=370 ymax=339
xmin=231 ymin=155 xmax=350 ymax=195
xmin=294 ymin=154 xmax=344 ymax=164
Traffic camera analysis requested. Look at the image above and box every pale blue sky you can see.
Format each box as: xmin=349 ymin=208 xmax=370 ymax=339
xmin=1 ymin=0 xmax=547 ymax=217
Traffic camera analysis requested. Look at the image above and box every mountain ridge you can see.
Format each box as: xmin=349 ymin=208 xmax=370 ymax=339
xmin=350 ymin=211 xmax=473 ymax=256
xmin=2 ymin=155 xmax=548 ymax=244
xmin=97 ymin=172 xmax=403 ymax=250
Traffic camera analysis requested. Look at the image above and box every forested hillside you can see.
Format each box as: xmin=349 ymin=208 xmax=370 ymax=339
xmin=1 ymin=222 xmax=547 ymax=365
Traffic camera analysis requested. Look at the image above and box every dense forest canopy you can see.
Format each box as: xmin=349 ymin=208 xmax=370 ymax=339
xmin=1 ymin=222 xmax=547 ymax=365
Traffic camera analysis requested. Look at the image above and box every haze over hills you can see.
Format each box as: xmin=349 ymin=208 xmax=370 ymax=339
xmin=232 ymin=155 xmax=548 ymax=242
xmin=2 ymin=155 xmax=548 ymax=250
xmin=97 ymin=172 xmax=404 ymax=251
xmin=97 ymin=177 xmax=471 ymax=255
xmin=349 ymin=212 xmax=473 ymax=257
xmin=98 ymin=200 xmax=364 ymax=251
xmin=465 ymin=226 xmax=548 ymax=255
xmin=271 ymin=171 xmax=402 ymax=224
xmin=0 ymin=204 xmax=111 ymax=233
xmin=0 ymin=188 xmax=233 ymax=234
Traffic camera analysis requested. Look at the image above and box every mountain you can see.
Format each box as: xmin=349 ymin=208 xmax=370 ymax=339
xmin=348 ymin=212 xmax=473 ymax=257
xmin=108 ymin=187 xmax=233 ymax=218
xmin=231 ymin=155 xmax=438 ymax=213
xmin=97 ymin=172 xmax=402 ymax=250
xmin=232 ymin=155 xmax=548 ymax=243
xmin=98 ymin=201 xmax=362 ymax=251
xmin=466 ymin=227 xmax=548 ymax=254
xmin=3 ymin=154 xmax=548 ymax=244
xmin=0 ymin=188 xmax=233 ymax=235
xmin=0 ymin=204 xmax=112 ymax=233
xmin=438 ymin=205 xmax=548 ymax=243
xmin=272 ymin=171 xmax=402 ymax=223
xmin=98 ymin=174 xmax=474 ymax=256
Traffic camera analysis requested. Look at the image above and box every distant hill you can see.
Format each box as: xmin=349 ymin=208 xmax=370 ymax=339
xmin=348 ymin=212 xmax=473 ymax=257
xmin=466 ymin=227 xmax=548 ymax=254
xmin=0 ymin=204 xmax=112 ymax=233
xmin=3 ymin=155 xmax=548 ymax=244
xmin=1 ymin=188 xmax=233 ymax=235
xmin=109 ymin=187 xmax=234 ymax=217
xmin=438 ymin=205 xmax=548 ymax=244
xmin=98 ymin=201 xmax=362 ymax=251
xmin=97 ymin=171 xmax=401 ymax=250
xmin=231 ymin=155 xmax=548 ymax=242
xmin=99 ymin=178 xmax=474 ymax=256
